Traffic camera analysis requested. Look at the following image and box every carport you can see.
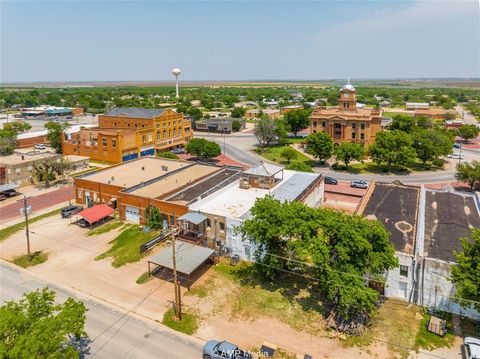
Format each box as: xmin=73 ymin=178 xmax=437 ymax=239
xmin=77 ymin=204 xmax=115 ymax=228
xmin=147 ymin=240 xmax=215 ymax=288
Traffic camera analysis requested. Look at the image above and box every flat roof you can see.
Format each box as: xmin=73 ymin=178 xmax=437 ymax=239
xmin=424 ymin=191 xmax=480 ymax=262
xmin=271 ymin=172 xmax=321 ymax=202
xmin=190 ymin=170 xmax=298 ymax=219
xmin=149 ymin=241 xmax=214 ymax=276
xmin=363 ymin=183 xmax=419 ymax=255
xmin=166 ymin=168 xmax=241 ymax=205
xmin=0 ymin=152 xmax=57 ymax=166
xmin=128 ymin=164 xmax=220 ymax=199
xmin=78 ymin=158 xmax=190 ymax=188
xmin=103 ymin=107 xmax=165 ymax=119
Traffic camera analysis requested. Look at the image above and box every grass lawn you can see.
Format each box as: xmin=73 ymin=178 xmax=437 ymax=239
xmin=13 ymin=251 xmax=48 ymax=268
xmin=95 ymin=225 xmax=159 ymax=267
xmin=87 ymin=220 xmax=125 ymax=236
xmin=201 ymin=260 xmax=325 ymax=335
xmin=185 ymin=277 xmax=215 ymax=298
xmin=414 ymin=311 xmax=455 ymax=351
xmin=162 ymin=308 xmax=199 ymax=335
xmin=256 ymin=145 xmax=315 ymax=172
xmin=0 ymin=208 xmax=61 ymax=242
xmin=342 ymin=159 xmax=445 ymax=175
xmin=343 ymin=299 xmax=421 ymax=359
xmin=136 ymin=272 xmax=152 ymax=284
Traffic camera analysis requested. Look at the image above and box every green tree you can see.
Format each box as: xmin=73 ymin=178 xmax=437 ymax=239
xmin=254 ymin=118 xmax=277 ymax=147
xmin=388 ymin=114 xmax=417 ymax=133
xmin=145 ymin=206 xmax=165 ymax=230
xmin=186 ymin=107 xmax=203 ymax=121
xmin=368 ymin=130 xmax=416 ymax=172
xmin=32 ymin=157 xmax=71 ymax=188
xmin=0 ymin=288 xmax=87 ymax=358
xmin=334 ymin=142 xmax=364 ymax=169
xmin=458 ymin=124 xmax=480 ymax=142
xmin=231 ymin=107 xmax=246 ymax=118
xmin=44 ymin=121 xmax=70 ymax=153
xmin=305 ymin=132 xmax=333 ymax=163
xmin=231 ymin=120 xmax=242 ymax=132
xmin=239 ymin=197 xmax=398 ymax=318
xmin=284 ymin=109 xmax=310 ymax=137
xmin=280 ymin=146 xmax=297 ymax=164
xmin=451 ymin=229 xmax=480 ymax=311
xmin=185 ymin=138 xmax=221 ymax=159
xmin=156 ymin=151 xmax=179 ymax=159
xmin=455 ymin=160 xmax=480 ymax=189
xmin=0 ymin=121 xmax=32 ymax=155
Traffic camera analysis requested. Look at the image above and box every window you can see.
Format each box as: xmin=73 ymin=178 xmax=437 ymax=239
xmin=351 ymin=132 xmax=356 ymax=139
xmin=313 ymin=121 xmax=317 ymax=127
xmin=148 ymin=133 xmax=152 ymax=142
xmin=219 ymin=222 xmax=225 ymax=231
xmin=163 ymin=130 xmax=167 ymax=138
xmin=322 ymin=121 xmax=326 ymax=127
xmin=111 ymin=139 xmax=117 ymax=148
xmin=7 ymin=168 xmax=11 ymax=175
xmin=400 ymin=265 xmax=408 ymax=277
xmin=173 ymin=129 xmax=176 ymax=136
xmin=157 ymin=132 xmax=160 ymax=141
xmin=352 ymin=123 xmax=356 ymax=129
xmin=360 ymin=133 xmax=365 ymax=140
xmin=360 ymin=123 xmax=365 ymax=130
xmin=15 ymin=168 xmax=21 ymax=174
xmin=142 ymin=135 xmax=146 ymax=144
xmin=102 ymin=138 xmax=107 ymax=147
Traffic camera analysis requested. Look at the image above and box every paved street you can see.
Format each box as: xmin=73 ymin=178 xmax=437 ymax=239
xmin=196 ymin=132 xmax=480 ymax=185
xmin=0 ymin=186 xmax=74 ymax=223
xmin=0 ymin=260 xmax=203 ymax=359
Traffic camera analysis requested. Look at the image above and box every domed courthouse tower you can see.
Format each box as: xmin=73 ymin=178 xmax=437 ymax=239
xmin=310 ymin=79 xmax=382 ymax=145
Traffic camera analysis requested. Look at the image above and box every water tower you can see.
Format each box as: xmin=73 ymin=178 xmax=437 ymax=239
xmin=172 ymin=68 xmax=182 ymax=98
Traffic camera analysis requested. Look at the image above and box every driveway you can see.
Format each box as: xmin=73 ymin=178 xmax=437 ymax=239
xmin=0 ymin=261 xmax=203 ymax=359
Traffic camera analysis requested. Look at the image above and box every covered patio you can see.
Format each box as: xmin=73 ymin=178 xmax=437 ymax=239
xmin=76 ymin=204 xmax=115 ymax=228
xmin=177 ymin=212 xmax=208 ymax=244
xmin=147 ymin=240 xmax=215 ymax=289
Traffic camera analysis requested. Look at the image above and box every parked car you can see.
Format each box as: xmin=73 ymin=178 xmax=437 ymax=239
xmin=3 ymin=190 xmax=20 ymax=197
xmin=448 ymin=153 xmax=464 ymax=159
xmin=170 ymin=148 xmax=185 ymax=154
xmin=324 ymin=176 xmax=338 ymax=185
xmin=0 ymin=194 xmax=6 ymax=201
xmin=77 ymin=218 xmax=89 ymax=227
xmin=351 ymin=180 xmax=368 ymax=189
xmin=463 ymin=337 xmax=480 ymax=359
xmin=34 ymin=144 xmax=46 ymax=150
xmin=203 ymin=340 xmax=252 ymax=359
xmin=61 ymin=205 xmax=83 ymax=218
xmin=453 ymin=143 xmax=461 ymax=149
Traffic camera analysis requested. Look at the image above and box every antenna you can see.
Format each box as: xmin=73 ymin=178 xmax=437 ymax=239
xmin=172 ymin=68 xmax=182 ymax=98
xmin=347 ymin=76 xmax=350 ymax=85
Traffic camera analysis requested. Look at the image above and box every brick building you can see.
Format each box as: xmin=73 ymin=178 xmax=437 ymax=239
xmin=310 ymin=81 xmax=383 ymax=145
xmin=62 ymin=107 xmax=192 ymax=163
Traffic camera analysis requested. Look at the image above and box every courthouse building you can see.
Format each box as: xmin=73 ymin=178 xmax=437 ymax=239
xmin=310 ymin=81 xmax=382 ymax=145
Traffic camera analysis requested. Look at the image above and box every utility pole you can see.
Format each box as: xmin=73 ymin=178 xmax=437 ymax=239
xmin=22 ymin=195 xmax=31 ymax=257
xmin=171 ymin=224 xmax=182 ymax=320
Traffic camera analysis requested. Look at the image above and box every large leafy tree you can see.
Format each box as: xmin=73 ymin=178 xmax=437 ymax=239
xmin=33 ymin=157 xmax=72 ymax=188
xmin=334 ymin=142 xmax=364 ymax=169
xmin=0 ymin=121 xmax=32 ymax=155
xmin=44 ymin=121 xmax=70 ymax=153
xmin=185 ymin=138 xmax=221 ymax=159
xmin=451 ymin=229 xmax=480 ymax=311
xmin=455 ymin=160 xmax=480 ymax=189
xmin=254 ymin=117 xmax=277 ymax=147
xmin=368 ymin=130 xmax=416 ymax=172
xmin=388 ymin=114 xmax=417 ymax=133
xmin=284 ymin=109 xmax=310 ymax=137
xmin=305 ymin=132 xmax=333 ymax=163
xmin=0 ymin=288 xmax=88 ymax=358
xmin=280 ymin=146 xmax=297 ymax=164
xmin=412 ymin=129 xmax=454 ymax=167
xmin=239 ymin=197 xmax=398 ymax=318
xmin=231 ymin=107 xmax=246 ymax=118
xmin=458 ymin=124 xmax=480 ymax=142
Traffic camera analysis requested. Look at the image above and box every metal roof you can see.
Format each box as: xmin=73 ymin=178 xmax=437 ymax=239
xmin=149 ymin=241 xmax=214 ymax=276
xmin=178 ymin=212 xmax=208 ymax=225
xmin=77 ymin=204 xmax=114 ymax=224
xmin=243 ymin=162 xmax=284 ymax=177
xmin=104 ymin=107 xmax=165 ymax=119
xmin=272 ymin=172 xmax=320 ymax=202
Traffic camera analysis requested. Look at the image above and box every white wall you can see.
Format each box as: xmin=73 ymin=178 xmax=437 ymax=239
xmin=301 ymin=179 xmax=325 ymax=208
xmin=225 ymin=217 xmax=258 ymax=261
xmin=384 ymin=252 xmax=415 ymax=301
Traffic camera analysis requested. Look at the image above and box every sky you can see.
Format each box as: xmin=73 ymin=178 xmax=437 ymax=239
xmin=1 ymin=0 xmax=479 ymax=82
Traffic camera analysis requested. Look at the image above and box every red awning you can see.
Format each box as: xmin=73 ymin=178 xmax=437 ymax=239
xmin=78 ymin=204 xmax=114 ymax=224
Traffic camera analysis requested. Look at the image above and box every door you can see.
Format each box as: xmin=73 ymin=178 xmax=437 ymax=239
xmin=125 ymin=206 xmax=140 ymax=224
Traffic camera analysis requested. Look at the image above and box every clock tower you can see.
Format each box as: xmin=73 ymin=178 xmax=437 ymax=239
xmin=338 ymin=78 xmax=356 ymax=111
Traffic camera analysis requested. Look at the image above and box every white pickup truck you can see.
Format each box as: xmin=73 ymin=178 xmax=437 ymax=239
xmin=464 ymin=337 xmax=480 ymax=359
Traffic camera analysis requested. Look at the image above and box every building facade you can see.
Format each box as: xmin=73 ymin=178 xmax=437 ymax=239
xmin=62 ymin=107 xmax=192 ymax=163
xmin=310 ymin=81 xmax=383 ymax=145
